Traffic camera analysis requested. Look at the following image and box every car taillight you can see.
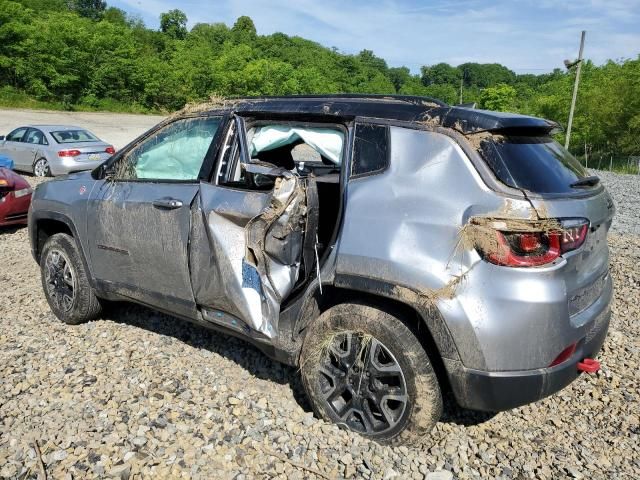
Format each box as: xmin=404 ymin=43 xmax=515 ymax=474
xmin=105 ymin=146 xmax=115 ymax=155
xmin=483 ymin=218 xmax=589 ymax=268
xmin=560 ymin=219 xmax=589 ymax=253
xmin=488 ymin=231 xmax=561 ymax=267
xmin=58 ymin=149 xmax=81 ymax=157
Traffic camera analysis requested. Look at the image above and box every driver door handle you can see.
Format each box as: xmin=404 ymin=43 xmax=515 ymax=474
xmin=152 ymin=197 xmax=183 ymax=209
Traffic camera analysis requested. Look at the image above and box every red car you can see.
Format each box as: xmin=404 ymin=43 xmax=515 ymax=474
xmin=0 ymin=167 xmax=32 ymax=226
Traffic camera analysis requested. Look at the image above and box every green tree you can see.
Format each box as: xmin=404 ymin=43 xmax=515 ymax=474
xmin=102 ymin=6 xmax=127 ymax=25
xmin=388 ymin=67 xmax=411 ymax=93
xmin=479 ymin=83 xmax=517 ymax=111
xmin=160 ymin=9 xmax=187 ymax=40
xmin=231 ymin=16 xmax=257 ymax=43
xmin=421 ymin=63 xmax=461 ymax=85
xmin=69 ymin=0 xmax=106 ymax=20
xmin=459 ymin=63 xmax=515 ymax=88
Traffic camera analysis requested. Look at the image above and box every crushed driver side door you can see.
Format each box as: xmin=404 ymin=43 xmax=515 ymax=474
xmin=189 ymin=117 xmax=318 ymax=340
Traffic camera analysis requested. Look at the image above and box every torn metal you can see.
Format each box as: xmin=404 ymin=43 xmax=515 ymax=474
xmin=192 ymin=164 xmax=309 ymax=339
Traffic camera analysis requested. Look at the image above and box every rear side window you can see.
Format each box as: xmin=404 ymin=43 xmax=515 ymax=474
xmin=480 ymin=135 xmax=590 ymax=194
xmin=352 ymin=124 xmax=389 ymax=177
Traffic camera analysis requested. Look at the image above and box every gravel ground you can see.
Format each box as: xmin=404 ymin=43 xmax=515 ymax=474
xmin=1 ymin=173 xmax=639 ymax=480
xmin=592 ymin=170 xmax=640 ymax=236
xmin=0 ymin=109 xmax=164 ymax=150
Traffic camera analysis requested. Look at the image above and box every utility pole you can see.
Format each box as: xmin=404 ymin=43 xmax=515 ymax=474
xmin=459 ymin=77 xmax=463 ymax=104
xmin=565 ymin=30 xmax=586 ymax=150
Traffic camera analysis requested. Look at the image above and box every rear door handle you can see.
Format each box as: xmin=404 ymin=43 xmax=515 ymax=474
xmin=152 ymin=197 xmax=183 ymax=209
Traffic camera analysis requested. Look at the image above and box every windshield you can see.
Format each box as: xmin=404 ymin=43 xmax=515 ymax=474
xmin=480 ymin=135 xmax=591 ymax=194
xmin=51 ymin=130 xmax=99 ymax=144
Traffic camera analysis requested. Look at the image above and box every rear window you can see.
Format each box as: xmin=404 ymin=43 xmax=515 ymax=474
xmin=51 ymin=130 xmax=99 ymax=144
xmin=352 ymin=124 xmax=389 ymax=177
xmin=479 ymin=135 xmax=591 ymax=194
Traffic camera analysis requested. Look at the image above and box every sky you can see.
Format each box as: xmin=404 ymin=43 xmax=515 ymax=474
xmin=110 ymin=0 xmax=640 ymax=74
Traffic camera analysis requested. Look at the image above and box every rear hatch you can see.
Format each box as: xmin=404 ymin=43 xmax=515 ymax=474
xmin=479 ymin=132 xmax=615 ymax=321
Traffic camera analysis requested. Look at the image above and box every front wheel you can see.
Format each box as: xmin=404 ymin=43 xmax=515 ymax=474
xmin=33 ymin=158 xmax=51 ymax=177
xmin=40 ymin=233 xmax=102 ymax=324
xmin=300 ymin=303 xmax=443 ymax=446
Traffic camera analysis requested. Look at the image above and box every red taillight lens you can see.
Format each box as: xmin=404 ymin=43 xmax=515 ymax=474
xmin=550 ymin=343 xmax=577 ymax=367
xmin=488 ymin=230 xmax=561 ymax=267
xmin=58 ymin=149 xmax=81 ymax=157
xmin=481 ymin=218 xmax=589 ymax=268
xmin=105 ymin=146 xmax=115 ymax=155
xmin=560 ymin=221 xmax=589 ymax=253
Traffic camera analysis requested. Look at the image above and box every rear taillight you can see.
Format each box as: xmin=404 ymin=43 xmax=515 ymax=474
xmin=105 ymin=146 xmax=115 ymax=155
xmin=489 ymin=231 xmax=561 ymax=267
xmin=58 ymin=149 xmax=81 ymax=157
xmin=483 ymin=218 xmax=589 ymax=268
xmin=560 ymin=219 xmax=589 ymax=253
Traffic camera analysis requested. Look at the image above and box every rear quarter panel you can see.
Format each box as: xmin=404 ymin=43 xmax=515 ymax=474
xmin=336 ymin=127 xmax=538 ymax=369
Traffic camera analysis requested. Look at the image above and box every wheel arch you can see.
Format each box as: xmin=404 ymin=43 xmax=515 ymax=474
xmin=30 ymin=211 xmax=97 ymax=289
xmin=297 ymin=276 xmax=462 ymax=395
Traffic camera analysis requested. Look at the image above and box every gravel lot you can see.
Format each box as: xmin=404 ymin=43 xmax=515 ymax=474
xmin=1 ymin=170 xmax=639 ymax=478
xmin=0 ymin=109 xmax=164 ymax=150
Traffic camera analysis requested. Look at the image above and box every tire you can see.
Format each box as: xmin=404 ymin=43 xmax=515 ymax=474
xmin=40 ymin=233 xmax=102 ymax=324
xmin=300 ymin=303 xmax=443 ymax=446
xmin=33 ymin=157 xmax=52 ymax=177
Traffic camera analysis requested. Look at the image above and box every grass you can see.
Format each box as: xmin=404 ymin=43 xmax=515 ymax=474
xmin=580 ymin=154 xmax=640 ymax=175
xmin=0 ymin=86 xmax=160 ymax=115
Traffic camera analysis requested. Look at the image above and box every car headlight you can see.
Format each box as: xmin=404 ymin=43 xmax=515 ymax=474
xmin=14 ymin=187 xmax=32 ymax=198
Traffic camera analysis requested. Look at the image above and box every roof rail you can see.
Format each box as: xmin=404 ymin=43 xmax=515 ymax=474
xmin=231 ymin=94 xmax=448 ymax=107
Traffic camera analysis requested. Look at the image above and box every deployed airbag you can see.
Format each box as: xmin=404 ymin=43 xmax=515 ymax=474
xmin=250 ymin=126 xmax=344 ymax=165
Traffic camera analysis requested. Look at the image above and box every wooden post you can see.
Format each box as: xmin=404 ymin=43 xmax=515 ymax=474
xmin=565 ymin=31 xmax=586 ymax=150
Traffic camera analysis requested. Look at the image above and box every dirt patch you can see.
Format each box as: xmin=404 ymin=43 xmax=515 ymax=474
xmin=164 ymin=95 xmax=240 ymax=124
xmin=464 ymin=130 xmax=505 ymax=151
xmin=455 ymin=202 xmax=562 ymax=263
xmin=419 ymin=116 xmax=441 ymax=129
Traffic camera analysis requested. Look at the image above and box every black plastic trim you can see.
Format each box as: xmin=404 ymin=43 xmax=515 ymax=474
xmin=447 ymin=309 xmax=610 ymax=411
xmin=333 ymin=273 xmax=461 ymax=361
xmin=29 ymin=210 xmax=97 ymax=289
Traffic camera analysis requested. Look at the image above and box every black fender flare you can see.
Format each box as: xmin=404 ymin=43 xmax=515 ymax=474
xmin=30 ymin=210 xmax=97 ymax=289
xmin=331 ymin=273 xmax=461 ymax=362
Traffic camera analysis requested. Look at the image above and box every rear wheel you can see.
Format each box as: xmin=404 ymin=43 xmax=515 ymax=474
xmin=33 ymin=158 xmax=51 ymax=177
xmin=300 ymin=303 xmax=442 ymax=446
xmin=40 ymin=233 xmax=102 ymax=324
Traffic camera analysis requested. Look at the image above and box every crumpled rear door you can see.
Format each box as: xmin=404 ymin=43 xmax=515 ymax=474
xmin=190 ymin=163 xmax=310 ymax=339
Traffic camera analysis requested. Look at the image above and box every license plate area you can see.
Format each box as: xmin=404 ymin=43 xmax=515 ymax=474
xmin=569 ymin=271 xmax=608 ymax=316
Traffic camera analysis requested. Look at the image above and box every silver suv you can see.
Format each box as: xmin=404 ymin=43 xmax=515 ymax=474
xmin=28 ymin=96 xmax=614 ymax=446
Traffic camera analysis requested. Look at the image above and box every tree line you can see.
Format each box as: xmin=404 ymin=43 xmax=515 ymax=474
xmin=1 ymin=0 xmax=638 ymax=164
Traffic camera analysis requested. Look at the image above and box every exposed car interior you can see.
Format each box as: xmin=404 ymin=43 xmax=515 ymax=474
xmin=218 ymin=121 xmax=345 ymax=260
xmin=249 ymin=124 xmax=343 ymax=258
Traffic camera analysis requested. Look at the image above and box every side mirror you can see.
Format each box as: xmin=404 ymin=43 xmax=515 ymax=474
xmin=104 ymin=164 xmax=117 ymax=179
xmin=0 ymin=136 xmax=5 ymax=141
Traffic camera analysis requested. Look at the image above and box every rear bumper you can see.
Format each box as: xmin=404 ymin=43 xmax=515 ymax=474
xmin=51 ymin=158 xmax=104 ymax=176
xmin=445 ymin=306 xmax=610 ymax=411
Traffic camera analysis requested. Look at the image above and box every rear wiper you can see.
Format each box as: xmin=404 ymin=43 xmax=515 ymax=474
xmin=570 ymin=176 xmax=600 ymax=188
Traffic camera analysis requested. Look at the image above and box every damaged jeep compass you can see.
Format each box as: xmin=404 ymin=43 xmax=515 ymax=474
xmin=29 ymin=95 xmax=614 ymax=446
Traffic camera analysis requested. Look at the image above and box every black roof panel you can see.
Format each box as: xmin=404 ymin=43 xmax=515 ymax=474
xmin=221 ymin=95 xmax=557 ymax=134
